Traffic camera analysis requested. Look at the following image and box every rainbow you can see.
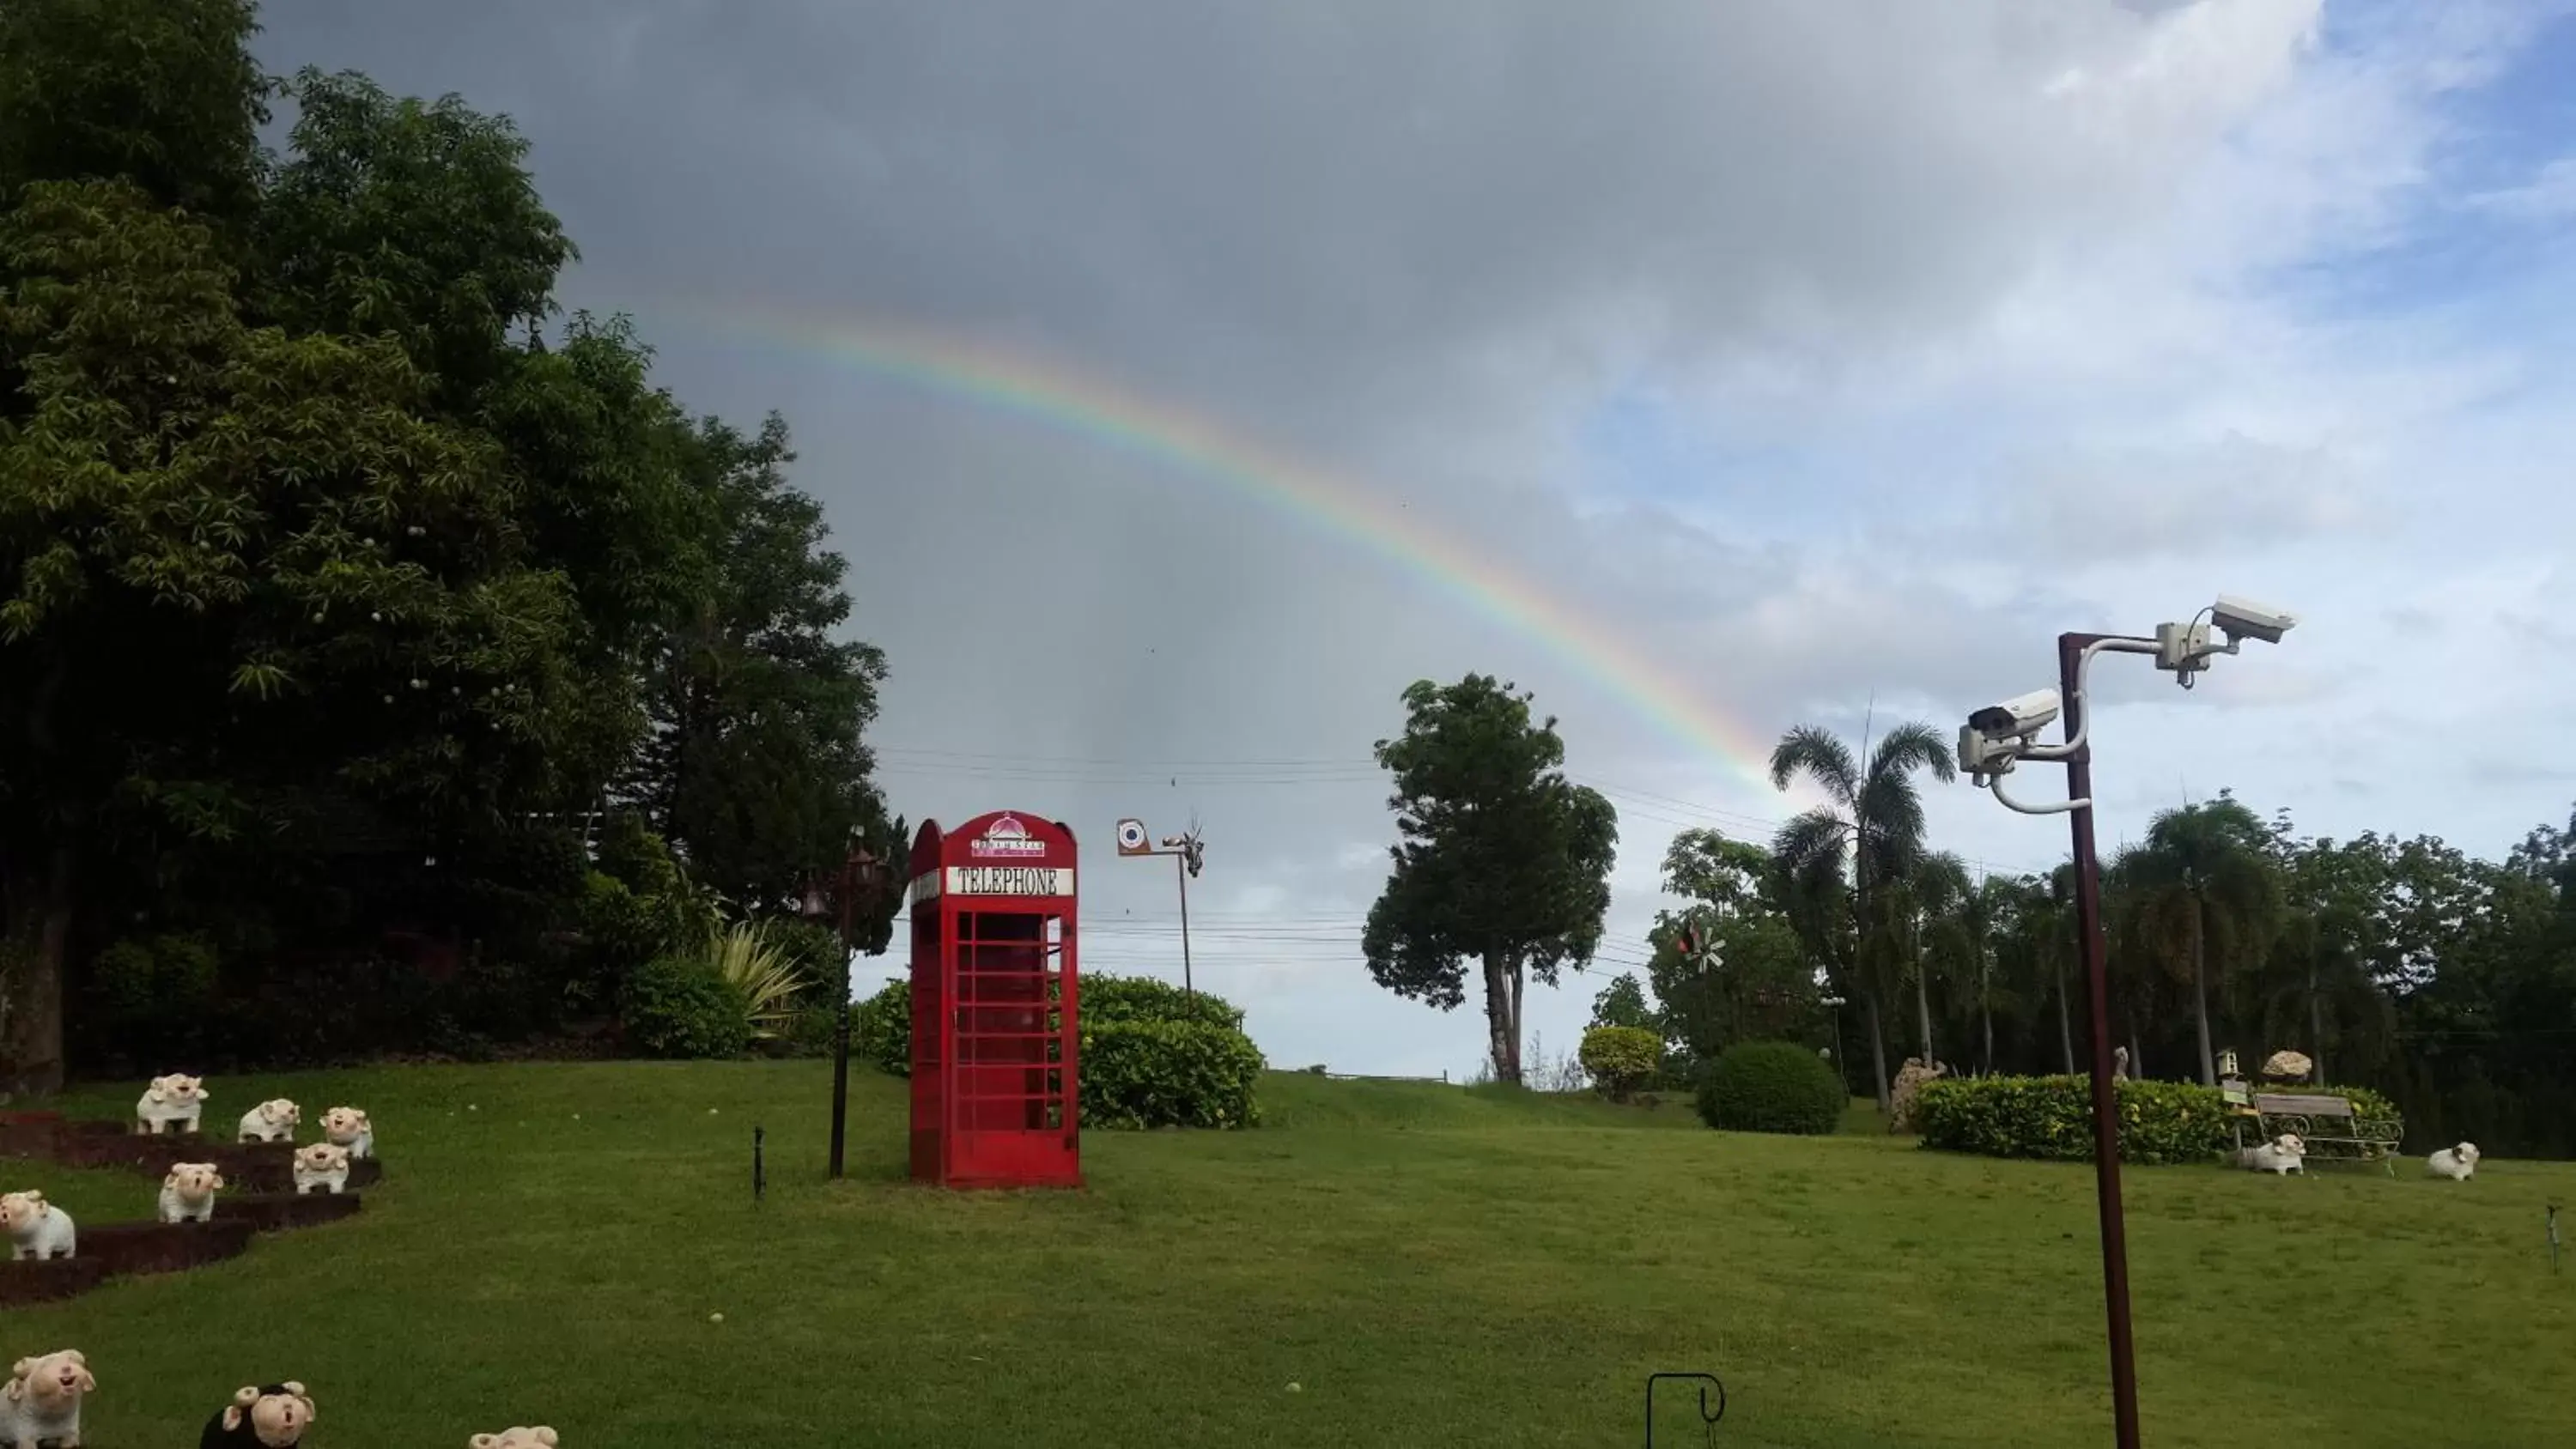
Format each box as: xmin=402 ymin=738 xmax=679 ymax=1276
xmin=671 ymin=307 xmax=1798 ymax=803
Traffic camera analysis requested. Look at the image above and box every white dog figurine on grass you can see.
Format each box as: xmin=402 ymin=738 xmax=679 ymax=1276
xmin=238 ymin=1098 xmax=301 ymax=1144
xmin=135 ymin=1073 xmax=210 ymax=1135
xmin=2 ymin=1349 xmax=96 ymax=1449
xmin=292 ymin=1143 xmax=351 ymax=1196
xmin=160 ymin=1162 xmax=227 ymax=1224
xmin=2426 ymin=1142 xmax=2482 ymax=1180
xmin=470 ymin=1428 xmax=561 ymax=1448
xmin=319 ymin=1106 xmax=374 ymax=1161
xmin=2233 ymin=1132 xmax=2306 ymax=1176
xmin=1 ymin=1190 xmax=76 ymax=1260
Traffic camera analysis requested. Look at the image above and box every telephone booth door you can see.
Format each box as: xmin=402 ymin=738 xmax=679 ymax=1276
xmin=908 ymin=813 xmax=1082 ymax=1190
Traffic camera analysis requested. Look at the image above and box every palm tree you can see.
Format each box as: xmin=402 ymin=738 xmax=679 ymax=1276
xmin=2259 ymin=905 xmax=2391 ymax=1084
xmin=1768 ymin=719 xmax=1956 ymax=1112
xmin=2020 ymin=864 xmax=2080 ymax=1076
xmin=1906 ymin=852 xmax=1974 ymax=1064
xmin=2121 ymin=797 xmax=2281 ymax=1084
xmin=1925 ymin=862 xmax=2014 ymax=1075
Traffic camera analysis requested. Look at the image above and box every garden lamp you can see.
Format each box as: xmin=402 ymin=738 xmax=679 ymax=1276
xmin=822 ymin=842 xmax=892 ymax=1180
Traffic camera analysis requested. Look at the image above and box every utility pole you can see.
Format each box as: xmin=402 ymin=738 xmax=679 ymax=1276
xmin=1115 ymin=816 xmax=1206 ymax=996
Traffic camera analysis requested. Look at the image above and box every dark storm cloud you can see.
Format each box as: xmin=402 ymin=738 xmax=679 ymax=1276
xmin=235 ymin=1 xmax=2570 ymax=1076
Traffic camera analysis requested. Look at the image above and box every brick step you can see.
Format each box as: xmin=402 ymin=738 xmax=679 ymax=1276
xmin=0 ymin=1218 xmax=256 ymax=1306
xmin=215 ymin=1190 xmax=364 ymax=1232
xmin=4 ymin=1114 xmax=382 ymax=1191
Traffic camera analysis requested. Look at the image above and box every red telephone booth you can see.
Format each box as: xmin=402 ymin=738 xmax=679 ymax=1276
xmin=908 ymin=812 xmax=1083 ymax=1189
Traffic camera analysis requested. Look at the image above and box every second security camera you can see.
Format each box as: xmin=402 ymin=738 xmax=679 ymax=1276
xmin=1968 ymin=687 xmax=2062 ymax=742
xmin=2213 ymin=594 xmax=2297 ymax=646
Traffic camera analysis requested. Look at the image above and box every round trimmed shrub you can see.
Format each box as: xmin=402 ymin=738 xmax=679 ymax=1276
xmin=621 ymin=955 xmax=751 ymax=1059
xmin=1697 ymin=1040 xmax=1845 ymax=1135
xmin=1579 ymin=1025 xmax=1662 ymax=1101
xmin=1079 ymin=1017 xmax=1266 ymax=1129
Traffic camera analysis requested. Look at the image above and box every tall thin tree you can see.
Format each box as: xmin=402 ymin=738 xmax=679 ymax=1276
xmin=1768 ymin=719 xmax=1955 ymax=1113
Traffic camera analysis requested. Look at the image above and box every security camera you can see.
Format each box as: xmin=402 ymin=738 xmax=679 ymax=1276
xmin=1967 ymin=688 xmax=2061 ymax=742
xmin=2212 ymin=594 xmax=2297 ymax=646
xmin=1957 ymin=723 xmax=2021 ymax=780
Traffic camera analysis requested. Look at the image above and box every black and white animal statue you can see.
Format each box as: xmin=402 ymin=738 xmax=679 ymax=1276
xmin=200 ymin=1381 xmax=316 ymax=1449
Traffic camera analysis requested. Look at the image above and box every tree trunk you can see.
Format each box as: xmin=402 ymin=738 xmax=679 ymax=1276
xmin=2129 ymin=1023 xmax=2145 ymax=1080
xmin=1864 ymin=989 xmax=1891 ymax=1114
xmin=2308 ymin=958 xmax=2327 ymax=1087
xmin=1480 ymin=951 xmax=1516 ymax=1085
xmin=2190 ymin=903 xmax=2215 ymax=1086
xmin=0 ymin=846 xmax=75 ymax=1097
xmin=2056 ymin=960 xmax=2076 ymax=1076
xmin=1911 ymin=914 xmax=1935 ymax=1064
xmin=1978 ymin=945 xmax=1994 ymax=1076
xmin=1505 ymin=957 xmax=1526 ymax=1083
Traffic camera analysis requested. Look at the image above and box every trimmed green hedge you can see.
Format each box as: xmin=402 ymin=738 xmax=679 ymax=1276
xmin=846 ymin=972 xmax=1265 ymax=1128
xmin=854 ymin=977 xmax=912 ymax=1076
xmin=1913 ymin=1076 xmax=2405 ymax=1166
xmin=1697 ymin=1040 xmax=1846 ymax=1136
xmin=1080 ymin=1017 xmax=1266 ymax=1129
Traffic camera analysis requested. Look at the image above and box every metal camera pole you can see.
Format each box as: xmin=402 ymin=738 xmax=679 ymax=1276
xmin=2060 ymin=633 xmax=2141 ymax=1449
xmin=1959 ymin=596 xmax=2297 ymax=1449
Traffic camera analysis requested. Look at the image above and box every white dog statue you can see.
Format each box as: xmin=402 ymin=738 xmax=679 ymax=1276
xmin=237 ymin=1098 xmax=301 ymax=1144
xmin=470 ymin=1428 xmax=561 ymax=1449
xmin=135 ymin=1074 xmax=210 ymax=1136
xmin=160 ymin=1162 xmax=228 ymax=1224
xmin=2426 ymin=1142 xmax=2482 ymax=1180
xmin=319 ymin=1106 xmax=374 ymax=1161
xmin=292 ymin=1143 xmax=351 ymax=1196
xmin=2233 ymin=1132 xmax=2306 ymax=1176
xmin=1 ymin=1190 xmax=76 ymax=1260
xmin=1 ymin=1349 xmax=95 ymax=1449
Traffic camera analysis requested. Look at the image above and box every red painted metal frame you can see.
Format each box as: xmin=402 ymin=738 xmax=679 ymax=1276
xmin=908 ymin=813 xmax=1084 ymax=1189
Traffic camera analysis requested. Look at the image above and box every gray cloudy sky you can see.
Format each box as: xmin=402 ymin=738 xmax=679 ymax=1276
xmin=250 ymin=0 xmax=2576 ymax=1077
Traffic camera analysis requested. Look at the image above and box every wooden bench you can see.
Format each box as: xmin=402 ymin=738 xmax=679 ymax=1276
xmin=2246 ymin=1092 xmax=2402 ymax=1174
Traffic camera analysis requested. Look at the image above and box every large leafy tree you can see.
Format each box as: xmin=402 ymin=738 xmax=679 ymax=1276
xmin=1767 ymin=719 xmax=1954 ymax=1111
xmin=0 ymin=0 xmax=270 ymax=232
xmin=1642 ymin=828 xmax=1814 ymax=1070
xmin=1361 ymin=675 xmax=1617 ymax=1084
xmin=2121 ymin=795 xmax=2280 ymax=1085
xmin=0 ymin=3 xmax=893 ymax=1084
xmin=631 ymin=414 xmax=890 ymax=910
xmin=0 ymin=180 xmax=592 ymax=1088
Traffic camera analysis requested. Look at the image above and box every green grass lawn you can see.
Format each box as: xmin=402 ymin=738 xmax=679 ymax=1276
xmin=8 ymin=1063 xmax=2571 ymax=1447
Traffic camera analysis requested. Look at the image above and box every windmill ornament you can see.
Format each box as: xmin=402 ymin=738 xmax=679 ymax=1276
xmin=1671 ymin=911 xmax=1723 ymax=971
xmin=1116 ymin=815 xmax=1208 ymax=994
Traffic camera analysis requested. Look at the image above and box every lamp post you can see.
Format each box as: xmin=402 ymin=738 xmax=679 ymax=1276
xmin=801 ymin=841 xmax=892 ymax=1181
xmin=1956 ymin=595 xmax=2296 ymax=1449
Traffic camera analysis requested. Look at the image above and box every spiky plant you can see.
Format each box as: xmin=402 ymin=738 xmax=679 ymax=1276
xmin=706 ymin=920 xmax=811 ymax=1040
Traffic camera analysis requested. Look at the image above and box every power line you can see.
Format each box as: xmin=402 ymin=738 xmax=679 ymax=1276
xmin=874 ymin=746 xmax=2058 ymax=878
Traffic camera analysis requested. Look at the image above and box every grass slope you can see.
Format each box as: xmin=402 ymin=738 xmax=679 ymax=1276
xmin=6 ymin=1064 xmax=2570 ymax=1447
